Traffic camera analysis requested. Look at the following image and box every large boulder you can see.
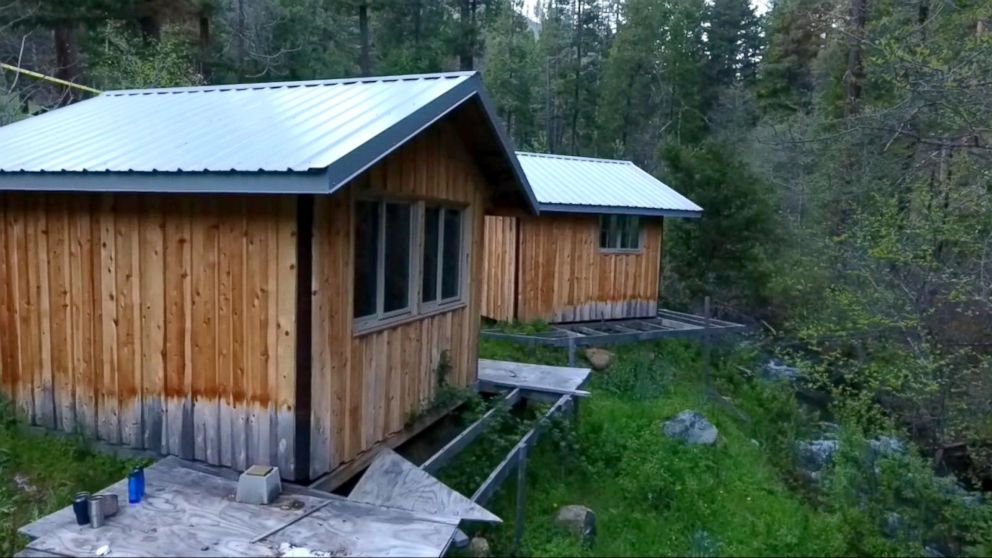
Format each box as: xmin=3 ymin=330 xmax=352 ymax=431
xmin=554 ymin=505 xmax=596 ymax=544
xmin=762 ymin=359 xmax=800 ymax=383
xmin=868 ymin=436 xmax=906 ymax=459
xmin=662 ymin=411 xmax=718 ymax=446
xmin=584 ymin=348 xmax=614 ymax=371
xmin=796 ymin=439 xmax=839 ymax=474
xmin=468 ymin=537 xmax=491 ymax=558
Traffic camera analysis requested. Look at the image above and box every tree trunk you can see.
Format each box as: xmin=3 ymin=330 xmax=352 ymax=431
xmin=459 ymin=0 xmax=477 ymax=71
xmin=53 ymin=23 xmax=80 ymax=105
xmin=844 ymin=0 xmax=866 ymax=116
xmin=199 ymin=11 xmax=211 ymax=78
xmin=236 ymin=0 xmax=246 ymax=80
xmin=359 ymin=3 xmax=372 ymax=76
xmin=137 ymin=0 xmax=161 ymax=42
xmin=571 ymin=0 xmax=582 ymax=154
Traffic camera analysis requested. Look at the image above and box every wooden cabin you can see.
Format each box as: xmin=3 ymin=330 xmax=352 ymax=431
xmin=482 ymin=152 xmax=701 ymax=324
xmin=0 ymin=72 xmax=537 ymax=481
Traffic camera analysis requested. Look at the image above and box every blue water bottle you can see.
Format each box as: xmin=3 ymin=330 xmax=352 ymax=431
xmin=128 ymin=466 xmax=145 ymax=504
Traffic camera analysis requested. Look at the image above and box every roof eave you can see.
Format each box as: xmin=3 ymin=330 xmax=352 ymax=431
xmin=0 ymin=169 xmax=330 ymax=194
xmin=538 ymin=203 xmax=702 ymax=219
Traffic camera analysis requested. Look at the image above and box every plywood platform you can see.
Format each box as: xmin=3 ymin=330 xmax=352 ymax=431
xmin=17 ymin=457 xmax=458 ymax=558
xmin=478 ymin=359 xmax=592 ymax=396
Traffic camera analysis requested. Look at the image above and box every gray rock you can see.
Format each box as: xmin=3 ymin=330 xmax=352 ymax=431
xmin=689 ymin=530 xmax=721 ymax=557
xmin=762 ymin=359 xmax=800 ymax=383
xmin=923 ymin=545 xmax=945 ymax=558
xmin=796 ymin=439 xmax=839 ymax=473
xmin=815 ymin=421 xmax=842 ymax=439
xmin=868 ymin=436 xmax=906 ymax=458
xmin=584 ymin=348 xmax=614 ymax=371
xmin=554 ymin=505 xmax=596 ymax=544
xmin=468 ymin=537 xmax=491 ymax=558
xmin=662 ymin=411 xmax=718 ymax=446
xmin=451 ymin=529 xmax=470 ymax=549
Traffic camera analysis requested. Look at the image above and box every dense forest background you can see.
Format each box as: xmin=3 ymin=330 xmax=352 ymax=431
xmin=0 ymin=0 xmax=990 ymax=492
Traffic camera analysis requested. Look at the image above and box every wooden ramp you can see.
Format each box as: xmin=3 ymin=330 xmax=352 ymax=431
xmin=349 ymin=449 xmax=500 ymax=523
xmin=478 ymin=359 xmax=592 ymax=397
xmin=16 ymin=457 xmax=458 ymax=558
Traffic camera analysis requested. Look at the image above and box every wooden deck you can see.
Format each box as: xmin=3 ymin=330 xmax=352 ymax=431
xmin=16 ymin=457 xmax=459 ymax=558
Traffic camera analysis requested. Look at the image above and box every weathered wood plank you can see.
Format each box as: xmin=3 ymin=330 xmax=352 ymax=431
xmin=349 ymin=449 xmax=500 ymax=523
xmin=96 ymin=194 xmax=119 ymax=444
xmin=68 ymin=196 xmax=96 ymax=438
xmin=140 ymin=197 xmax=166 ymax=453
xmin=46 ymin=196 xmax=74 ymax=434
xmin=275 ymin=196 xmax=297 ymax=475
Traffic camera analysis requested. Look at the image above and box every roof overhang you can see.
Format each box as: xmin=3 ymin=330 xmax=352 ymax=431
xmin=538 ymin=203 xmax=702 ymax=219
xmin=0 ymin=73 xmax=540 ymax=213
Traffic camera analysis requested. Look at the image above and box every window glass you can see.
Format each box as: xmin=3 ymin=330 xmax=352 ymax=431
xmin=600 ymin=215 xmax=642 ymax=250
xmin=383 ymin=202 xmax=412 ymax=313
xmin=353 ymin=201 xmax=379 ymax=318
xmin=422 ymin=206 xmax=440 ymax=303
xmin=441 ymin=209 xmax=462 ymax=299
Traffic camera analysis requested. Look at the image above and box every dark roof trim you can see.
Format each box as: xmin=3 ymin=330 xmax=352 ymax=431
xmin=324 ymin=73 xmax=539 ymax=214
xmin=0 ymin=170 xmax=329 ymax=194
xmin=538 ymin=203 xmax=702 ymax=219
xmin=470 ymin=79 xmax=541 ymax=214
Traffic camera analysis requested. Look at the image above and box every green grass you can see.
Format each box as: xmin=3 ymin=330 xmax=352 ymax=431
xmin=453 ymin=339 xmax=851 ymax=556
xmin=0 ymin=401 xmax=140 ymax=555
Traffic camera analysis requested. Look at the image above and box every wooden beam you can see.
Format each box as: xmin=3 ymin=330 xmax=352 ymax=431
xmin=471 ymin=394 xmax=572 ymax=505
xmin=420 ymin=388 xmax=521 ymax=475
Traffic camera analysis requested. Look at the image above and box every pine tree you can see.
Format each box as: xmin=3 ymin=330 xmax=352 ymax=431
xmin=705 ymin=0 xmax=762 ymax=87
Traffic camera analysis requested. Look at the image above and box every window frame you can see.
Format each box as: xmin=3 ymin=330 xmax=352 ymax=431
xmin=421 ymin=204 xmax=467 ymax=312
xmin=599 ymin=214 xmax=644 ymax=253
xmin=352 ymin=197 xmax=469 ymax=335
xmin=353 ymin=199 xmax=418 ymax=332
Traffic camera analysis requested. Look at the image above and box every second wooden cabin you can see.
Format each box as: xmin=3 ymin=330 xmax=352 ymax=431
xmin=482 ymin=152 xmax=701 ymax=324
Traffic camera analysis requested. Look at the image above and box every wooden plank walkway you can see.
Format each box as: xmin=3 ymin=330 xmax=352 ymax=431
xmin=17 ymin=457 xmax=457 ymax=558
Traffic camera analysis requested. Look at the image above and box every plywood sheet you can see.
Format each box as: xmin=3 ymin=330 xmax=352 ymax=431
xmin=19 ymin=457 xmax=457 ymax=558
xmin=349 ymin=449 xmax=500 ymax=523
xmin=478 ymin=359 xmax=592 ymax=394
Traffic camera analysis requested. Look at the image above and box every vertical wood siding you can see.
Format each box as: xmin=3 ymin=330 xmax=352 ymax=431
xmin=483 ymin=214 xmax=663 ymax=323
xmin=481 ymin=215 xmax=517 ymax=322
xmin=0 ymin=193 xmax=298 ymax=474
xmin=310 ymin=124 xmax=486 ymax=477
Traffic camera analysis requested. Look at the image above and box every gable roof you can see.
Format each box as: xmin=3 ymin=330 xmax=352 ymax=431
xmin=0 ymin=72 xmax=538 ymax=209
xmin=516 ymin=152 xmax=702 ymax=218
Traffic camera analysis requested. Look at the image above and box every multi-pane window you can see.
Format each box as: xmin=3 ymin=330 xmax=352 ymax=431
xmin=422 ymin=206 xmax=463 ymax=304
xmin=353 ymin=200 xmax=415 ymax=323
xmin=599 ymin=215 xmax=642 ymax=251
xmin=354 ymin=200 xmax=466 ymax=330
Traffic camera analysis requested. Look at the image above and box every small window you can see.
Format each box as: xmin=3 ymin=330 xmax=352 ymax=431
xmin=353 ymin=200 xmax=414 ymax=322
xmin=423 ymin=205 xmax=464 ymax=304
xmin=600 ymin=215 xmax=642 ymax=251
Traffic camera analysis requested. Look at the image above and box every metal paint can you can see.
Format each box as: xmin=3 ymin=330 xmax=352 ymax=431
xmin=72 ymin=492 xmax=90 ymax=525
xmin=101 ymin=493 xmax=119 ymax=517
xmin=88 ymin=495 xmax=106 ymax=528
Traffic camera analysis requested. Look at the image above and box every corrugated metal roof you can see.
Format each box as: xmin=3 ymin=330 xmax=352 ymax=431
xmin=0 ymin=71 xmax=538 ymax=210
xmin=516 ymin=152 xmax=702 ymax=218
xmin=0 ymin=73 xmax=470 ymax=173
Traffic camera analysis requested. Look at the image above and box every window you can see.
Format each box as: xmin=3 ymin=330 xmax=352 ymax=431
xmin=423 ymin=206 xmax=464 ymax=304
xmin=354 ymin=199 xmax=467 ymax=331
xmin=353 ymin=200 xmax=414 ymax=323
xmin=600 ymin=215 xmax=642 ymax=251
